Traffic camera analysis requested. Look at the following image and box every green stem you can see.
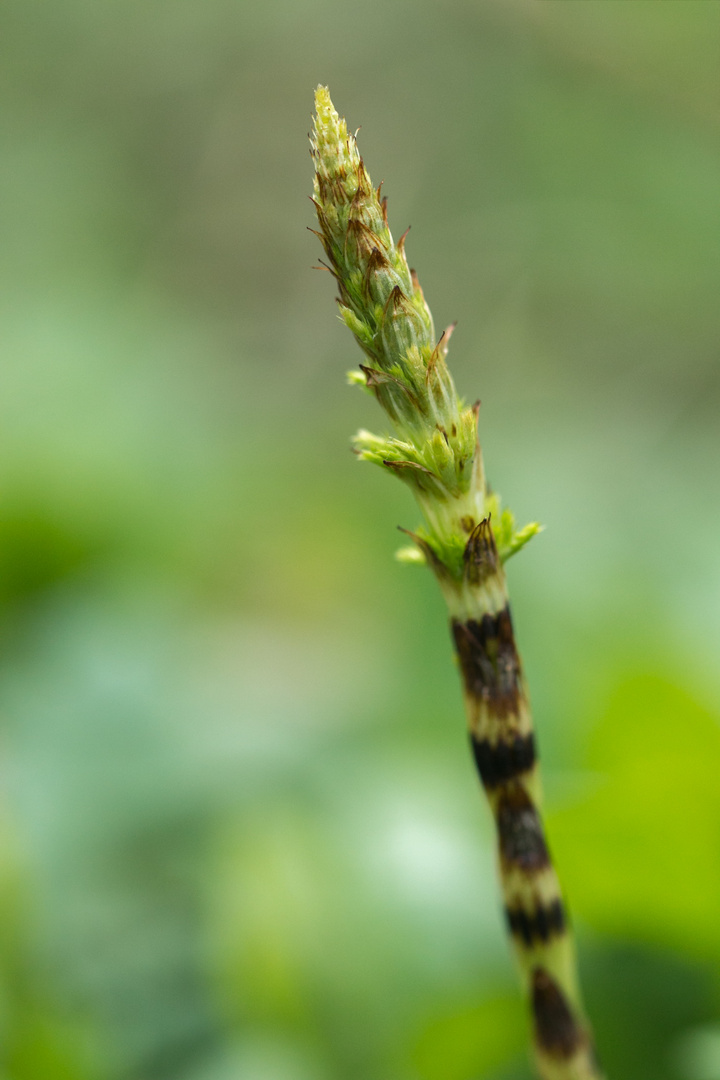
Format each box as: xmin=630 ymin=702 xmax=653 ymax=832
xmin=309 ymin=86 xmax=604 ymax=1080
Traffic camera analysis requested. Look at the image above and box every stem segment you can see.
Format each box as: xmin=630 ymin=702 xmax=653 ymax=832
xmin=309 ymin=86 xmax=604 ymax=1080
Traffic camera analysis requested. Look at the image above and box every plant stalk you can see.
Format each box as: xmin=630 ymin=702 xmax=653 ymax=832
xmin=309 ymin=86 xmax=603 ymax=1080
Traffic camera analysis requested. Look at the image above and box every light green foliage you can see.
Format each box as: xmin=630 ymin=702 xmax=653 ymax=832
xmin=311 ymin=87 xmax=538 ymax=579
xmin=550 ymin=675 xmax=720 ymax=960
xmin=412 ymin=994 xmax=527 ymax=1080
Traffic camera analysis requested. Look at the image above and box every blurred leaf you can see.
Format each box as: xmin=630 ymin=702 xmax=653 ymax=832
xmin=549 ymin=674 xmax=720 ymax=959
xmin=0 ymin=501 xmax=102 ymax=611
xmin=411 ymin=994 xmax=528 ymax=1080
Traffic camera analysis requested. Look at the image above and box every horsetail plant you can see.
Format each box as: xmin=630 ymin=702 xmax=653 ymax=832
xmin=309 ymin=87 xmax=603 ymax=1080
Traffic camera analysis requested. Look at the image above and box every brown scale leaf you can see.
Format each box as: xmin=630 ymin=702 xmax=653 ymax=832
xmin=363 ymin=247 xmax=392 ymax=299
xmin=463 ymin=517 xmax=499 ymax=587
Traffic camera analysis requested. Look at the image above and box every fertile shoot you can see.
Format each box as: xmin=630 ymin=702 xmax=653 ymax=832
xmin=309 ymin=86 xmax=603 ymax=1080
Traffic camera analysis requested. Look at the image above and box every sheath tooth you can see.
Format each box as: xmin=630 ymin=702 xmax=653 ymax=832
xmin=451 ymin=605 xmax=522 ymax=718
xmin=470 ymin=731 xmax=536 ymax=789
xmin=532 ymin=967 xmax=585 ymax=1061
xmin=505 ymin=898 xmax=566 ymax=947
xmin=496 ymin=787 xmax=550 ymax=874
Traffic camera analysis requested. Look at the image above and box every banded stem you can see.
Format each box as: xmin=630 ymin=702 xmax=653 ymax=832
xmin=309 ymin=86 xmax=603 ymax=1080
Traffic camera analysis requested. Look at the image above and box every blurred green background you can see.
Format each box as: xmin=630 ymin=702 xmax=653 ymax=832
xmin=1 ymin=1 xmax=720 ymax=1078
